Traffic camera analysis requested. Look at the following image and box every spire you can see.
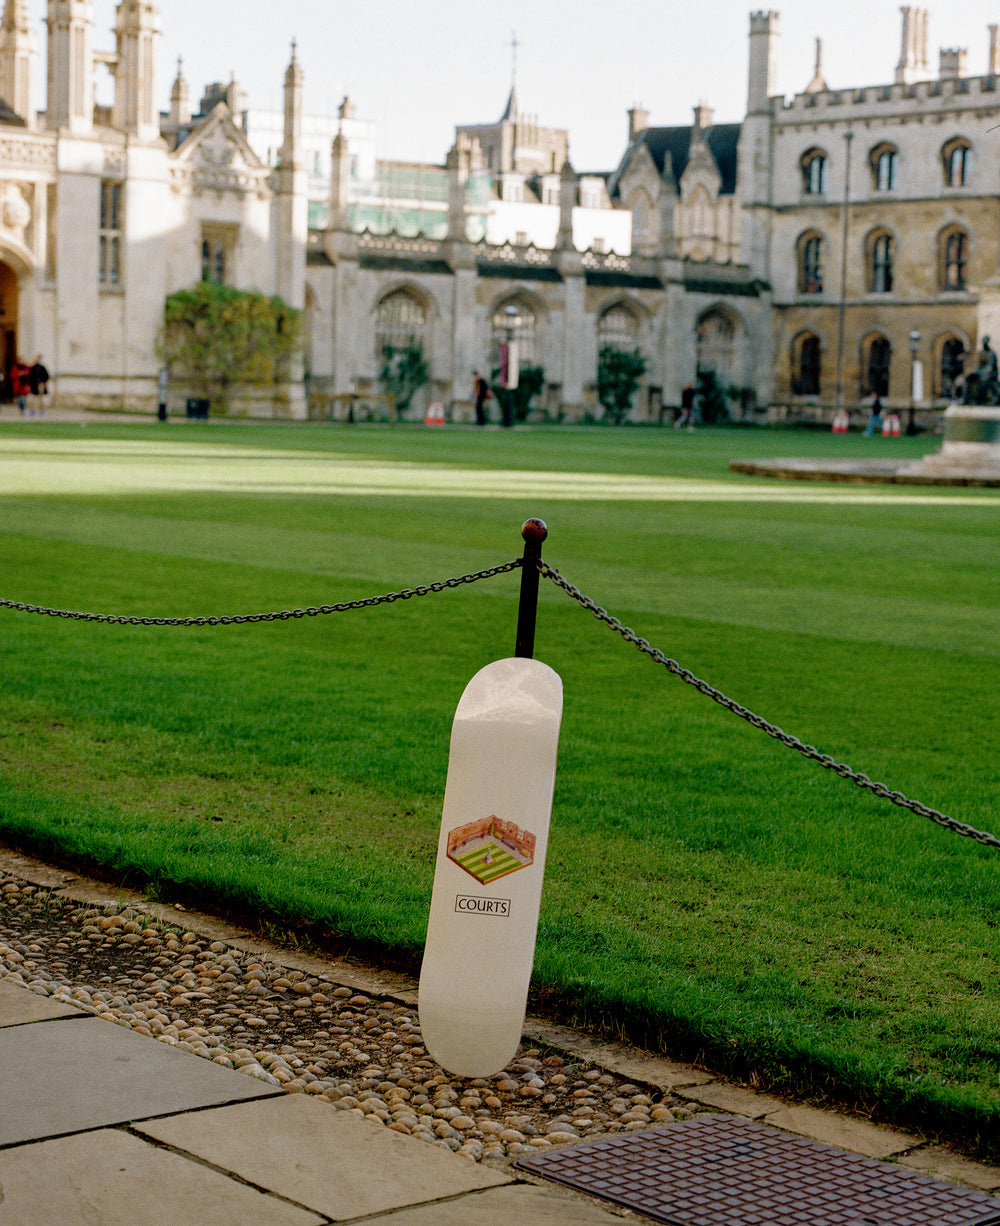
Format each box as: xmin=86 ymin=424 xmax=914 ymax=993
xmin=805 ymin=36 xmax=827 ymax=93
xmin=169 ymin=55 xmax=190 ymax=125
xmin=500 ymin=83 xmax=518 ymax=123
xmin=280 ymin=38 xmax=302 ymax=169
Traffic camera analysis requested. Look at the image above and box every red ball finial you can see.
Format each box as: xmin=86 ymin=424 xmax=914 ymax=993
xmin=521 ymin=518 xmax=548 ymax=545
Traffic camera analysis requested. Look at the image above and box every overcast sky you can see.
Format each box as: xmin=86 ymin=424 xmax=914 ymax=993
xmin=23 ymin=1 xmax=1000 ymax=168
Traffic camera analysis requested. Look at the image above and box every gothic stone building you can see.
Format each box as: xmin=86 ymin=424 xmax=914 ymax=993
xmin=1 ymin=3 xmax=997 ymax=421
xmin=0 ymin=0 xmax=306 ymax=414
xmin=746 ymin=7 xmax=1000 ymax=415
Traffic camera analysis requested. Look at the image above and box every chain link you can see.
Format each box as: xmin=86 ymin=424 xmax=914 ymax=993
xmin=0 ymin=559 xmax=523 ymax=628
xmin=539 ymin=561 xmax=1000 ymax=852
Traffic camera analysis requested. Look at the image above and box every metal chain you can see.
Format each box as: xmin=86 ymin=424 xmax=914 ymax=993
xmin=539 ymin=561 xmax=1000 ymax=852
xmin=0 ymin=559 xmax=523 ymax=628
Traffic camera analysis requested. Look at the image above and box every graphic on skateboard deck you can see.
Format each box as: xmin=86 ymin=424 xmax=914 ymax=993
xmin=418 ymin=657 xmax=563 ymax=1078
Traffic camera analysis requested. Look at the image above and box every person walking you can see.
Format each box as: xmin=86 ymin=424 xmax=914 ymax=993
xmin=472 ymin=370 xmax=491 ymax=426
xmin=864 ymin=392 xmax=883 ymax=437
xmin=675 ymin=382 xmax=696 ymax=431
xmin=28 ymin=356 xmax=49 ymax=398
xmin=11 ymin=358 xmax=30 ymax=415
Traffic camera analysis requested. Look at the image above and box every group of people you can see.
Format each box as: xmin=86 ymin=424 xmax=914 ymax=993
xmin=7 ymin=356 xmax=49 ymax=414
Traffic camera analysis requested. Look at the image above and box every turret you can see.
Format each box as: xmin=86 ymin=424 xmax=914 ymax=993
xmin=46 ymin=0 xmax=94 ymax=133
xmin=557 ymin=157 xmax=576 ymax=251
xmin=896 ymin=6 xmax=931 ymax=85
xmin=113 ymin=0 xmax=160 ymax=141
xmin=0 ymin=0 xmax=36 ymax=126
xmin=747 ymin=10 xmax=778 ymax=115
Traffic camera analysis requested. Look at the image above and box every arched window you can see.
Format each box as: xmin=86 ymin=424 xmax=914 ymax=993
xmin=871 ymin=144 xmax=898 ymax=191
xmin=690 ymin=185 xmax=712 ymax=238
xmin=870 ymin=231 xmax=894 ymax=293
xmin=798 ymin=232 xmax=823 ymax=294
xmin=598 ymin=302 xmax=641 ymax=351
xmin=793 ymin=333 xmax=821 ymax=396
xmin=801 ymin=149 xmax=827 ymax=195
xmin=942 ymin=139 xmax=972 ymax=187
xmin=490 ymin=297 xmax=537 ymax=369
xmin=939 ymin=336 xmax=966 ymax=398
xmin=863 ymin=334 xmax=892 ymax=397
xmin=374 ymin=288 xmax=427 ymax=362
xmin=696 ymin=309 xmax=735 ymax=382
xmin=630 ymin=190 xmax=653 ymax=239
xmin=942 ymin=228 xmax=969 ymax=291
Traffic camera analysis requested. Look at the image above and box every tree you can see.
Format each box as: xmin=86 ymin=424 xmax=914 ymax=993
xmin=597 ymin=346 xmax=646 ymax=424
xmin=695 ymin=368 xmax=729 ymax=424
xmin=380 ymin=340 xmax=429 ymax=420
xmin=158 ymin=281 xmax=302 ymax=413
xmin=489 ymin=363 xmax=545 ymax=423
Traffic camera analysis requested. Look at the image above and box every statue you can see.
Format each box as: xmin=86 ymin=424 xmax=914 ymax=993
xmin=964 ymin=337 xmax=1000 ymax=406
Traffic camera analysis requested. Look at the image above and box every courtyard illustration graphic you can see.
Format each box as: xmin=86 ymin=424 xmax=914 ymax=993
xmin=447 ymin=816 xmax=536 ymax=885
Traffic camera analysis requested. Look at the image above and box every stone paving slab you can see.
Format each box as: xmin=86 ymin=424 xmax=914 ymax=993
xmin=899 ymin=1145 xmax=1000 ymax=1192
xmin=0 ymin=978 xmax=86 ymax=1025
xmin=366 ymin=1182 xmax=635 ymax=1223
xmin=0 ymin=1129 xmax=325 ymax=1226
xmin=0 ymin=1016 xmax=281 ymax=1146
xmin=674 ymin=1081 xmax=786 ymax=1118
xmin=135 ymin=1094 xmax=510 ymax=1221
xmin=763 ymin=1104 xmax=919 ymax=1160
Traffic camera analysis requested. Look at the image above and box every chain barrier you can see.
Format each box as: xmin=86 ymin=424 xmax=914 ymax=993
xmin=0 ymin=559 xmax=523 ymax=627
xmin=539 ymin=561 xmax=1000 ymax=852
xmin=2 ymin=543 xmax=995 ymax=850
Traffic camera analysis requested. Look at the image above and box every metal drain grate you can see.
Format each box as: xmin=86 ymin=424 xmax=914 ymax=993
xmin=515 ymin=1115 xmax=1000 ymax=1226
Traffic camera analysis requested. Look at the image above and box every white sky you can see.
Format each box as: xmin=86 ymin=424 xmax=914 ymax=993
xmin=22 ymin=2 xmax=1000 ymax=169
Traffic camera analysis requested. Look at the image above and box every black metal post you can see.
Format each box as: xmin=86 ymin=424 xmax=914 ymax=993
xmin=515 ymin=518 xmax=547 ymax=659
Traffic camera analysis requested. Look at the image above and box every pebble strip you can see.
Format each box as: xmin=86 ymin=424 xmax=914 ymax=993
xmin=0 ymin=878 xmax=691 ymax=1163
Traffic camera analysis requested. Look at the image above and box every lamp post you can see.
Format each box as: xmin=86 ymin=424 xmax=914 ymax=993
xmin=907 ymin=328 xmax=921 ymax=435
xmin=500 ymin=304 xmax=520 ymax=428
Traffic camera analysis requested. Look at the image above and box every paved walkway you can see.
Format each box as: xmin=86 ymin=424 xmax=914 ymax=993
xmin=3 ymin=850 xmax=999 ymax=1224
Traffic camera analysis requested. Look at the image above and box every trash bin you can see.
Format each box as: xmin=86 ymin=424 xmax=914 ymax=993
xmin=185 ymin=398 xmax=210 ymax=419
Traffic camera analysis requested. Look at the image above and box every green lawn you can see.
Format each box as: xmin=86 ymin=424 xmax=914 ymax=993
xmin=1 ymin=419 xmax=998 ymax=1154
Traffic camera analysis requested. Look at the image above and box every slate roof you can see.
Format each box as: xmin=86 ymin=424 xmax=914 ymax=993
xmin=609 ymin=123 xmax=742 ymax=198
xmin=0 ymin=95 xmax=27 ymax=127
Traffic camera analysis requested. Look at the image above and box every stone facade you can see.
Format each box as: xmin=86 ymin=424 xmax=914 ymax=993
xmin=5 ymin=3 xmax=992 ymax=425
xmin=754 ymin=8 xmax=1000 ymax=420
xmin=0 ymin=0 xmax=307 ymax=415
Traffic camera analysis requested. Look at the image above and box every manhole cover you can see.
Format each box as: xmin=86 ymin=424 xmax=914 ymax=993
xmin=514 ymin=1115 xmax=1000 ymax=1226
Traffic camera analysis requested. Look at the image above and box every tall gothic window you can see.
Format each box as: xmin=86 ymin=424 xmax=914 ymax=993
xmin=942 ymin=229 xmax=968 ymax=291
xmin=798 ymin=233 xmax=823 ymax=294
xmin=870 ymin=232 xmax=894 ymax=293
xmin=943 ymin=139 xmax=972 ymax=187
xmin=864 ymin=334 xmax=892 ymax=397
xmin=597 ymin=303 xmax=641 ymax=352
xmin=374 ymin=288 xmax=427 ymax=361
xmin=200 ymin=225 xmax=237 ymax=285
xmin=490 ymin=297 xmax=537 ymax=368
xmin=793 ymin=333 xmax=821 ymax=395
xmin=939 ymin=336 xmax=965 ymax=398
xmin=99 ymin=181 xmax=122 ymax=286
xmin=872 ymin=145 xmax=898 ymax=191
xmin=802 ymin=150 xmax=827 ymax=195
xmin=696 ymin=309 xmax=735 ymax=382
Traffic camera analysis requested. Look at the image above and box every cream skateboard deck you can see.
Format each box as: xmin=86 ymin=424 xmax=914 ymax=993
xmin=418 ymin=657 xmax=563 ymax=1078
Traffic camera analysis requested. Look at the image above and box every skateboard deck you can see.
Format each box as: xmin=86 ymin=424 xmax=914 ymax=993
xmin=418 ymin=657 xmax=563 ymax=1078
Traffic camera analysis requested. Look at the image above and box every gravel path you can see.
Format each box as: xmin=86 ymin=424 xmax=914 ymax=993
xmin=0 ymin=875 xmax=692 ymax=1164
